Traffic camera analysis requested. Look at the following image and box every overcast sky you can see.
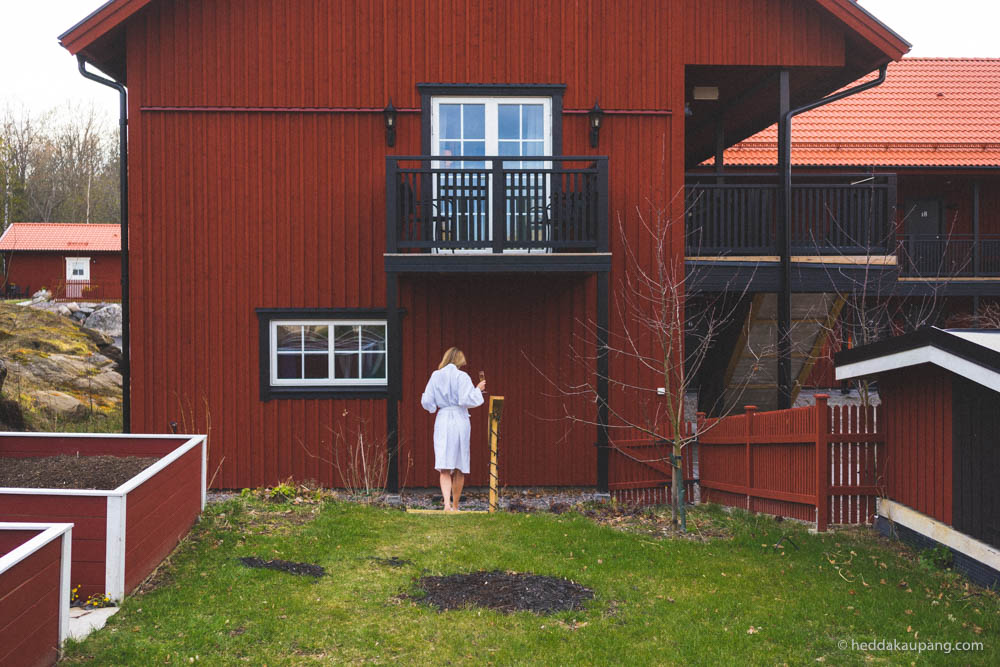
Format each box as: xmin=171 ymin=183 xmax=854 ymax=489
xmin=1 ymin=0 xmax=999 ymax=120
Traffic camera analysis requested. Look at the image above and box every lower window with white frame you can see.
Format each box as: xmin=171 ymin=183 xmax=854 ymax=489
xmin=257 ymin=309 xmax=389 ymax=400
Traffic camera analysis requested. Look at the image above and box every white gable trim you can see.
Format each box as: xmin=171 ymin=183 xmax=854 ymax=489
xmin=835 ymin=344 xmax=1000 ymax=394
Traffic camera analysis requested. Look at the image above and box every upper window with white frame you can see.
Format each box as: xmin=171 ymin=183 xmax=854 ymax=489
xmin=431 ymin=96 xmax=552 ymax=167
xmin=269 ymin=320 xmax=387 ymax=387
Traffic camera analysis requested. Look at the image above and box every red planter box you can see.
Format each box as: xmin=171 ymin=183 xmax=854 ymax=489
xmin=0 ymin=522 xmax=73 ymax=667
xmin=0 ymin=434 xmax=206 ymax=601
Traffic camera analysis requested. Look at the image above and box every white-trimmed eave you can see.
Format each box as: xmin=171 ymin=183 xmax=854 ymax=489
xmin=835 ymin=344 xmax=1000 ymax=394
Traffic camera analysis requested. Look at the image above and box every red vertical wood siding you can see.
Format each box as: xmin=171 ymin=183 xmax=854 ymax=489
xmin=683 ymin=0 xmax=846 ymax=66
xmin=2 ymin=252 xmax=121 ymax=299
xmin=0 ymin=537 xmax=61 ymax=667
xmin=879 ymin=365 xmax=953 ymax=525
xmin=117 ymin=0 xmax=863 ymax=488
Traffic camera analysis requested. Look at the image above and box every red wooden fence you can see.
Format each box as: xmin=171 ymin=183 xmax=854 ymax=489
xmin=697 ymin=395 xmax=883 ymax=530
xmin=608 ymin=426 xmax=698 ymax=506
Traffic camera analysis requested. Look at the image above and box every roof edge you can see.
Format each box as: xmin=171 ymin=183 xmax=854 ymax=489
xmin=813 ymin=0 xmax=911 ymax=61
xmin=58 ymin=0 xmax=153 ymax=56
xmin=835 ymin=326 xmax=1000 ymax=382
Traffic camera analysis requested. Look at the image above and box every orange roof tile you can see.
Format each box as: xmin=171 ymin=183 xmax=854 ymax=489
xmin=720 ymin=58 xmax=1000 ymax=168
xmin=0 ymin=223 xmax=121 ymax=252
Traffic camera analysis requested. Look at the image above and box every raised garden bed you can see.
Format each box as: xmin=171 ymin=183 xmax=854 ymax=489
xmin=0 ymin=433 xmax=206 ymax=601
xmin=0 ymin=522 xmax=72 ymax=667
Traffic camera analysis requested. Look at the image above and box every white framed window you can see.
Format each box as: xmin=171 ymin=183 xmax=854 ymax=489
xmin=430 ymin=96 xmax=552 ymax=164
xmin=65 ymin=257 xmax=91 ymax=281
xmin=268 ymin=320 xmax=387 ymax=388
xmin=430 ymin=97 xmax=554 ymax=251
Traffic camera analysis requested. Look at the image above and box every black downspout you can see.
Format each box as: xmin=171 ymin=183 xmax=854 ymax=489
xmin=777 ymin=64 xmax=888 ymax=409
xmin=78 ymin=56 xmax=130 ymax=432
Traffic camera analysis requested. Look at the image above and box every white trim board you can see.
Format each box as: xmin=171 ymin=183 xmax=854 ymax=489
xmin=836 ymin=345 xmax=1000 ymax=394
xmin=878 ymin=498 xmax=1000 ymax=573
xmin=0 ymin=522 xmax=74 ymax=647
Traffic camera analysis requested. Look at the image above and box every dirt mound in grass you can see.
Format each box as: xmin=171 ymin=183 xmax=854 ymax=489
xmin=412 ymin=570 xmax=594 ymax=614
xmin=0 ymin=454 xmax=159 ymax=489
xmin=238 ymin=557 xmax=326 ymax=577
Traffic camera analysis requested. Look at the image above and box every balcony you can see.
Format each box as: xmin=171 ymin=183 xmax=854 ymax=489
xmin=898 ymin=235 xmax=1000 ymax=278
xmin=684 ymin=173 xmax=897 ymax=257
xmin=385 ymin=155 xmax=609 ymax=273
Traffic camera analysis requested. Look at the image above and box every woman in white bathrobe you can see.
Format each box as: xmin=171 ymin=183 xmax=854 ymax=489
xmin=421 ymin=347 xmax=486 ymax=511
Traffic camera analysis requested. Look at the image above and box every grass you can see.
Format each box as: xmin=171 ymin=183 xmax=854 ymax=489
xmin=61 ymin=499 xmax=999 ymax=666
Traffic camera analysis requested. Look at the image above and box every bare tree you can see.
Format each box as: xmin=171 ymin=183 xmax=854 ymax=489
xmin=1 ymin=103 xmax=119 ymax=226
xmin=531 ymin=197 xmax=767 ymax=529
xmin=807 ymin=198 xmax=960 ymax=406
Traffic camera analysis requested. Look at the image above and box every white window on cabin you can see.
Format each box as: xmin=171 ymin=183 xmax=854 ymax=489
xmin=65 ymin=257 xmax=90 ymax=281
xmin=269 ymin=320 xmax=387 ymax=387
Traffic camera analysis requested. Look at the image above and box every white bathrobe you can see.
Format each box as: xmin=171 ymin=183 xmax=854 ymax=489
xmin=420 ymin=363 xmax=484 ymax=473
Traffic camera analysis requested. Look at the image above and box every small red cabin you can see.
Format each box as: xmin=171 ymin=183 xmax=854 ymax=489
xmin=836 ymin=327 xmax=1000 ymax=588
xmin=0 ymin=223 xmax=122 ymax=301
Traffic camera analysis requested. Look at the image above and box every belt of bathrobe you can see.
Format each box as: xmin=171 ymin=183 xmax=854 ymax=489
xmin=437 ymin=406 xmax=467 ymax=415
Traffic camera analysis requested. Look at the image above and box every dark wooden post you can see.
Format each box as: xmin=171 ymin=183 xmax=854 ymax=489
xmin=492 ymin=160 xmax=505 ymax=253
xmin=386 ymin=272 xmax=400 ymax=494
xmin=776 ymin=69 xmax=793 ymax=410
xmin=744 ymin=404 xmax=757 ymax=511
xmin=973 ymin=179 xmax=981 ymax=276
xmin=815 ymin=393 xmax=830 ymax=531
xmin=386 ymin=157 xmax=398 ymax=254
xmin=596 ymin=270 xmax=610 ymax=492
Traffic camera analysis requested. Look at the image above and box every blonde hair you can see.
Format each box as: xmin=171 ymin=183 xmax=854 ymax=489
xmin=438 ymin=347 xmax=467 ymax=370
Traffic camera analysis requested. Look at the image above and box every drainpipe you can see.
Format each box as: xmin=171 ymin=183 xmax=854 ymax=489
xmin=776 ymin=64 xmax=888 ymax=409
xmin=77 ymin=56 xmax=130 ymax=432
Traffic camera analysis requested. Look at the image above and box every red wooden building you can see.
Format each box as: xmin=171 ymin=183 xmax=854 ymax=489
xmin=836 ymin=327 xmax=1000 ymax=588
xmin=58 ymin=0 xmax=907 ymax=490
xmin=0 ymin=223 xmax=122 ymax=301
xmin=693 ymin=58 xmax=1000 ymax=405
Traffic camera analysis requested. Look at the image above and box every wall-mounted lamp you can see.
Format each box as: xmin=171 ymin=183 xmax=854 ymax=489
xmin=692 ymin=86 xmax=719 ymax=101
xmin=383 ymin=99 xmax=397 ymax=147
xmin=588 ymin=100 xmax=604 ymax=148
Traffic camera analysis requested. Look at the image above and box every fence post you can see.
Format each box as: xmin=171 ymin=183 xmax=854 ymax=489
xmin=815 ymin=394 xmax=830 ymax=532
xmin=744 ymin=404 xmax=756 ymax=512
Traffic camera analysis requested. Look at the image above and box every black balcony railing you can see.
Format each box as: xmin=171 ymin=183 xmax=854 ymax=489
xmin=685 ymin=173 xmax=897 ymax=256
xmin=387 ymin=156 xmax=608 ymax=254
xmin=898 ymin=235 xmax=1000 ymax=278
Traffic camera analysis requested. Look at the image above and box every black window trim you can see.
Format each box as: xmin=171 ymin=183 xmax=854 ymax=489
xmin=256 ymin=308 xmax=402 ymax=401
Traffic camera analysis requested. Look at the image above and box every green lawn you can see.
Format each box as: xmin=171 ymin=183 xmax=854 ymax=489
xmin=62 ymin=499 xmax=998 ymax=665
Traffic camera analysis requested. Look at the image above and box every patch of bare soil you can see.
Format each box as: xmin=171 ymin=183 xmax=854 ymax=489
xmin=371 ymin=556 xmax=413 ymax=567
xmin=411 ymin=570 xmax=594 ymax=614
xmin=238 ymin=557 xmax=326 ymax=577
xmin=0 ymin=454 xmax=159 ymax=489
xmin=224 ymin=506 xmax=321 ymax=536
xmin=579 ymin=503 xmax=732 ymax=541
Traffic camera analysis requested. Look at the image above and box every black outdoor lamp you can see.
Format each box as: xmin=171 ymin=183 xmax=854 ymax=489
xmin=383 ymin=99 xmax=397 ymax=147
xmin=588 ymin=100 xmax=604 ymax=148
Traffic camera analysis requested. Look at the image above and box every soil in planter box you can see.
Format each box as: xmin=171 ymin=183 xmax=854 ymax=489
xmin=0 ymin=454 xmax=160 ymax=489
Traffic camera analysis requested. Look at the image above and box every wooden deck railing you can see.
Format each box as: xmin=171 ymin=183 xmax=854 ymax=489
xmin=898 ymin=234 xmax=1000 ymax=277
xmin=697 ymin=395 xmax=883 ymax=531
xmin=387 ymin=156 xmax=608 ymax=254
xmin=685 ymin=173 xmax=896 ymax=256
